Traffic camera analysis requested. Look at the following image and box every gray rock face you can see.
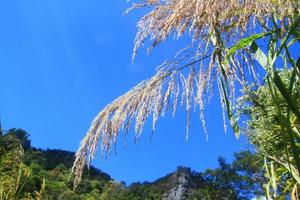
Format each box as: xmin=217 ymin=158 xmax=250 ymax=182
xmin=163 ymin=167 xmax=193 ymax=200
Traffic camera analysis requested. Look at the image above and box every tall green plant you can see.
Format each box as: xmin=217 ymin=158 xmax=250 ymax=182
xmin=0 ymin=133 xmax=44 ymax=200
xmin=238 ymin=68 xmax=300 ymax=198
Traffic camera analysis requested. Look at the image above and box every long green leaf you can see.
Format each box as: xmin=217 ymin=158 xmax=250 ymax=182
xmin=228 ymin=32 xmax=270 ymax=56
xmin=219 ymin=79 xmax=240 ymax=138
xmin=273 ymin=71 xmax=300 ymax=120
xmin=268 ymin=155 xmax=300 ymax=184
xmin=287 ymin=37 xmax=300 ymax=47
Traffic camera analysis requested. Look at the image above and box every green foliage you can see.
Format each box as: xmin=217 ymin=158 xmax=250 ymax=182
xmin=224 ymin=13 xmax=300 ymax=199
xmin=5 ymin=129 xmax=31 ymax=151
xmin=239 ymin=69 xmax=300 ymax=198
xmin=0 ymin=130 xmax=44 ymax=200
xmin=201 ymin=152 xmax=265 ymax=200
xmin=0 ymin=129 xmax=264 ymax=199
xmin=0 ymin=129 xmax=111 ymax=200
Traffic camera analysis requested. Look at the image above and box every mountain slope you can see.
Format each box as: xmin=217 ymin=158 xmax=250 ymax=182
xmin=0 ymin=128 xmax=264 ymax=200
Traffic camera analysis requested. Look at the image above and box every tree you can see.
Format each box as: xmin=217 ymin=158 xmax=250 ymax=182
xmin=6 ymin=128 xmax=31 ymax=151
xmin=71 ymin=0 xmax=300 ymax=194
xmin=201 ymin=151 xmax=264 ymax=199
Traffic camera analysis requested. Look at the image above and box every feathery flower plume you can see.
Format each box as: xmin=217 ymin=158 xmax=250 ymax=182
xmin=71 ymin=0 xmax=300 ymax=188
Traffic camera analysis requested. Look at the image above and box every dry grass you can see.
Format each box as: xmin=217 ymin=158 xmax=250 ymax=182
xmin=71 ymin=0 xmax=300 ymax=188
xmin=131 ymin=0 xmax=298 ymax=60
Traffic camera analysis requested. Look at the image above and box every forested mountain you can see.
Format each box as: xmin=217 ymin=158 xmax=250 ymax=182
xmin=0 ymin=128 xmax=264 ymax=199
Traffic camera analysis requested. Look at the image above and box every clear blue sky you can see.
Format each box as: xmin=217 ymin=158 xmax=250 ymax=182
xmin=0 ymin=0 xmax=249 ymax=184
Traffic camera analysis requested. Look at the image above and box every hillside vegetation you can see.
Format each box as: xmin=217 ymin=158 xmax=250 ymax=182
xmin=0 ymin=128 xmax=264 ymax=199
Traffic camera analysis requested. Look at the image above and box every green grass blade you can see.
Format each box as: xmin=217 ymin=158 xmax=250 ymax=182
xmin=228 ymin=32 xmax=270 ymax=56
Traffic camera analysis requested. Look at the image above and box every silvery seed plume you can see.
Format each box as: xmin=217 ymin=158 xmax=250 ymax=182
xmin=131 ymin=0 xmax=299 ymax=59
xmin=71 ymin=57 xmax=215 ymax=188
xmin=71 ymin=0 xmax=300 ymax=188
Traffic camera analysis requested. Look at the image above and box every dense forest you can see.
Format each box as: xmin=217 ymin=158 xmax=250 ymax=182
xmin=0 ymin=128 xmax=265 ymax=199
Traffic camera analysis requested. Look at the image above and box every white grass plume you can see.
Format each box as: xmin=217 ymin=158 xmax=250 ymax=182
xmin=71 ymin=0 xmax=299 ymax=188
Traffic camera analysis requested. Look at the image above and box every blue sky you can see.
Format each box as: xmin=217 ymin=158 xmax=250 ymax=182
xmin=0 ymin=0 xmax=249 ymax=184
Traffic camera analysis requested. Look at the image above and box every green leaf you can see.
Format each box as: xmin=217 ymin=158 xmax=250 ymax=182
xmin=219 ymin=79 xmax=240 ymax=138
xmin=287 ymin=37 xmax=300 ymax=47
xmin=269 ymin=155 xmax=300 ymax=184
xmin=270 ymin=162 xmax=277 ymax=194
xmin=228 ymin=32 xmax=269 ymax=56
xmin=273 ymin=71 xmax=300 ymax=120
